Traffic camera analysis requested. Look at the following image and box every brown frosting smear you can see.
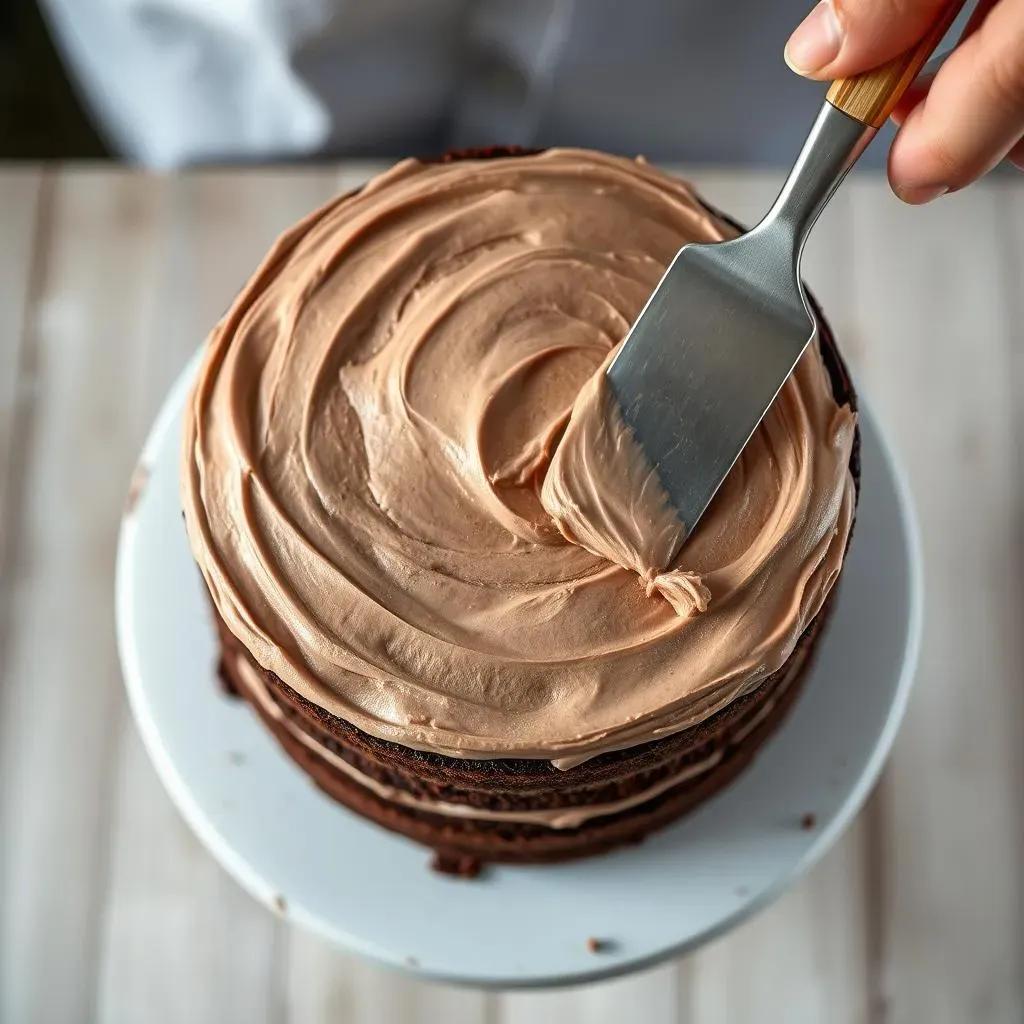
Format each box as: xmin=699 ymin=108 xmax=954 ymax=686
xmin=539 ymin=356 xmax=710 ymax=617
xmin=181 ymin=148 xmax=857 ymax=765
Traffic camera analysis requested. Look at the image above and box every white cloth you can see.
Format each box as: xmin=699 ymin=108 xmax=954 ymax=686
xmin=44 ymin=0 xmax=907 ymax=168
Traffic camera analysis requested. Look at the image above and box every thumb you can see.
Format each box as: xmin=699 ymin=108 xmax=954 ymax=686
xmin=785 ymin=0 xmax=955 ymax=80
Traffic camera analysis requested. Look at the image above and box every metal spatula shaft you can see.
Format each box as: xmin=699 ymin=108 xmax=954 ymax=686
xmin=606 ymin=1 xmax=965 ymax=554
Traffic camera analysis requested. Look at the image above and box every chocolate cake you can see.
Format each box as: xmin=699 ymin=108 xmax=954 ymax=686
xmin=182 ymin=148 xmax=859 ymax=867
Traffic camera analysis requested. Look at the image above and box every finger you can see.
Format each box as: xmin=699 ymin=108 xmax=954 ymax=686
xmin=887 ymin=0 xmax=1024 ymax=200
xmin=1007 ymin=136 xmax=1024 ymax=169
xmin=892 ymin=74 xmax=1024 ymax=176
xmin=892 ymin=77 xmax=1024 ymax=177
xmin=785 ymin=0 xmax=955 ymax=80
xmin=890 ymin=70 xmax=935 ymax=126
xmin=892 ymin=2 xmax=994 ymax=124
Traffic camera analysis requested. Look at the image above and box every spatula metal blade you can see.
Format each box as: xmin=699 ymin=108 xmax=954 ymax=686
xmin=605 ymin=229 xmax=814 ymax=540
xmin=606 ymin=101 xmax=877 ymax=551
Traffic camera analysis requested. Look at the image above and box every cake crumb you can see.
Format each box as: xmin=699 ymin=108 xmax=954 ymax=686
xmin=228 ymin=751 xmax=246 ymax=766
xmin=408 ymin=714 xmax=432 ymax=727
xmin=800 ymin=812 xmax=817 ymax=830
xmin=272 ymin=894 xmax=287 ymax=915
xmin=430 ymin=851 xmax=484 ymax=879
xmin=586 ymin=937 xmax=615 ymax=954
xmin=124 ymin=463 xmax=150 ymax=516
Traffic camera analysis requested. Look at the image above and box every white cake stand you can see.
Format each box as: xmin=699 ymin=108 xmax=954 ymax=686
xmin=116 ymin=352 xmax=921 ymax=989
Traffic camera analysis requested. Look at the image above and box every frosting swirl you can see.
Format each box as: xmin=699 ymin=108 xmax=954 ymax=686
xmin=182 ymin=148 xmax=856 ymax=764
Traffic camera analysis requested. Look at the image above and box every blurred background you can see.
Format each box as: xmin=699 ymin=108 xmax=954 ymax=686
xmin=0 ymin=0 xmax=108 ymax=159
xmin=4 ymin=0 xmax=912 ymax=167
xmin=1 ymin=2 xmax=1021 ymax=1023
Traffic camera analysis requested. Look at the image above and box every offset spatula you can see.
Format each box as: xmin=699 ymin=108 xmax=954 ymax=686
xmin=607 ymin=1 xmax=964 ymax=557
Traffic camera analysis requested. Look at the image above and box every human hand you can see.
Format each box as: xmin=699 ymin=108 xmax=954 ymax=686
xmin=784 ymin=0 xmax=1024 ymax=203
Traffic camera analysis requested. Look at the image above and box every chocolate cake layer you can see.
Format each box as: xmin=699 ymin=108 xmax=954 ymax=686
xmin=217 ymin=602 xmax=824 ymax=863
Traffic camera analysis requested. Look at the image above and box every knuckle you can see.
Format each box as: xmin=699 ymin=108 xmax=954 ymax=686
xmin=923 ymin=134 xmax=964 ymax=183
xmin=873 ymin=0 xmax=944 ymax=21
xmin=984 ymin=48 xmax=1024 ymax=115
xmin=836 ymin=0 xmax=951 ymax=58
xmin=838 ymin=0 xmax=915 ymax=18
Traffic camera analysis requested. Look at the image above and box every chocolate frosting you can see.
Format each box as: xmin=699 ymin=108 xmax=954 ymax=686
xmin=181 ymin=149 xmax=856 ymax=764
xmin=540 ymin=356 xmax=710 ymax=616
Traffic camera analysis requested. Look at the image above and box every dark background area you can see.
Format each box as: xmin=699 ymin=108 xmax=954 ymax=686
xmin=1 ymin=0 xmax=109 ymax=159
xmin=0 ymin=1 xmax=991 ymax=171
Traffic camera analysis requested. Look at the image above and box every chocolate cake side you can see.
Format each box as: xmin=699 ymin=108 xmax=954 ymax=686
xmin=195 ymin=150 xmax=861 ymax=867
xmin=216 ymin=599 xmax=824 ymax=863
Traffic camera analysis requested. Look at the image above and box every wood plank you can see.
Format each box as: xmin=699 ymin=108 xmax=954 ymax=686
xmin=0 ymin=168 xmax=160 ymax=1024
xmin=5 ymin=159 xmax=1018 ymax=1020
xmin=0 ymin=169 xmax=43 ymax=543
xmin=1001 ymin=176 xmax=1024 ymax=1024
xmin=848 ymin=179 xmax=1024 ymax=1023
xmin=499 ymin=962 xmax=681 ymax=1024
xmin=94 ymin=169 xmax=340 ymax=1024
xmin=96 ymin=721 xmax=290 ymax=1024
xmin=686 ymin=830 xmax=869 ymax=1024
xmin=0 ymin=167 xmax=44 ymax=1024
xmin=286 ymin=929 xmax=491 ymax=1024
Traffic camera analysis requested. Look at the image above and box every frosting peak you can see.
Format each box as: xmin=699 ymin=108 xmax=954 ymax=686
xmin=182 ymin=149 xmax=856 ymax=764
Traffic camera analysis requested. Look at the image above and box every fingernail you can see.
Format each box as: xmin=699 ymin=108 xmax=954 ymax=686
xmin=894 ymin=183 xmax=948 ymax=205
xmin=785 ymin=1 xmax=843 ymax=75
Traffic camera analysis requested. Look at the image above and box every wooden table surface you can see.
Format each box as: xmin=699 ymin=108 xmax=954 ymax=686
xmin=0 ymin=164 xmax=1021 ymax=1024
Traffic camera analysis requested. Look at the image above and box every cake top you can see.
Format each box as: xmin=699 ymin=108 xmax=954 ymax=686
xmin=181 ymin=148 xmax=856 ymax=766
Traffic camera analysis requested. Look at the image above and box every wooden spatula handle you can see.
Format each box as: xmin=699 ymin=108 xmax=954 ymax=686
xmin=826 ymin=1 xmax=967 ymax=128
